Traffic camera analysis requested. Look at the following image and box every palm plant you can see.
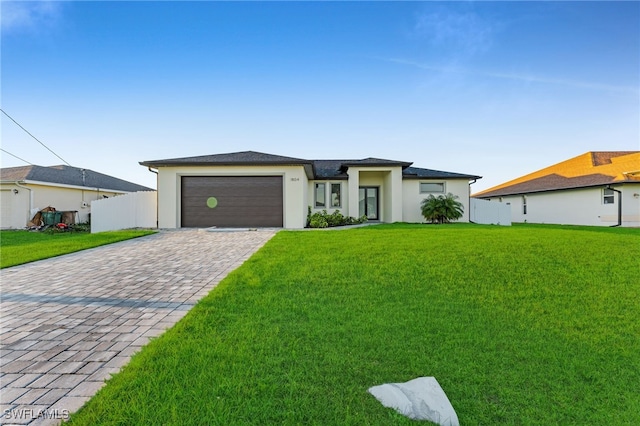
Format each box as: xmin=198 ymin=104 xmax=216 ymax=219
xmin=420 ymin=193 xmax=464 ymax=224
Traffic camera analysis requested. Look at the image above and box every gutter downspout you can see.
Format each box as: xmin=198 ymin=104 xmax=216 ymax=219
xmin=607 ymin=185 xmax=622 ymax=227
xmin=147 ymin=167 xmax=159 ymax=228
xmin=468 ymin=179 xmax=477 ymax=223
xmin=14 ymin=181 xmax=33 ymax=223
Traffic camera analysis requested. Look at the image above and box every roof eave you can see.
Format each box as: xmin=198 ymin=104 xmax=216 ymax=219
xmin=2 ymin=179 xmax=148 ymax=193
xmin=140 ymin=160 xmax=316 ymax=179
xmin=139 ymin=160 xmax=312 ymax=167
xmin=339 ymin=162 xmax=413 ymax=171
xmin=474 ymin=180 xmax=638 ymax=198
xmin=402 ymin=174 xmax=482 ymax=180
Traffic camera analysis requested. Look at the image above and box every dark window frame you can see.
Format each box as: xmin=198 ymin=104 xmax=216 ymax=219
xmin=330 ymin=183 xmax=341 ymax=208
xmin=359 ymin=186 xmax=379 ymax=220
xmin=315 ymin=182 xmax=326 ymax=208
xmin=419 ymin=182 xmax=445 ymax=194
xmin=603 ymin=188 xmax=615 ymax=205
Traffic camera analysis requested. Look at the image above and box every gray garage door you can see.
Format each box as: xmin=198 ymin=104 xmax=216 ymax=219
xmin=181 ymin=176 xmax=283 ymax=228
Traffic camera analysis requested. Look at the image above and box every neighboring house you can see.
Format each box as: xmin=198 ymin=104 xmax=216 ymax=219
xmin=473 ymin=151 xmax=640 ymax=227
xmin=1 ymin=165 xmax=153 ymax=229
xmin=139 ymin=151 xmax=481 ymax=229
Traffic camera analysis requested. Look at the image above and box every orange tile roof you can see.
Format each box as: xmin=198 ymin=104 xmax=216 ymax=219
xmin=474 ymin=151 xmax=640 ymax=197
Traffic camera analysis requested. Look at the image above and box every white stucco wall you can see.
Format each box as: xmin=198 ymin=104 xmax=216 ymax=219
xmin=310 ymin=173 xmax=471 ymax=225
xmin=385 ymin=168 xmax=404 ymax=222
xmin=342 ymin=167 xmax=403 ymax=223
xmin=482 ymin=184 xmax=640 ymax=227
xmin=1 ymin=185 xmax=30 ymax=229
xmin=156 ymin=165 xmax=308 ymax=229
xmin=402 ymin=179 xmax=472 ymax=223
xmin=621 ymin=185 xmax=640 ymax=226
xmin=307 ymin=180 xmax=349 ymax=217
xmin=0 ymin=182 xmax=123 ymax=229
xmin=359 ymin=170 xmax=386 ymax=221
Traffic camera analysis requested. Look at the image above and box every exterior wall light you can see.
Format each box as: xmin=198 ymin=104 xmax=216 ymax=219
xmin=13 ymin=189 xmax=19 ymax=194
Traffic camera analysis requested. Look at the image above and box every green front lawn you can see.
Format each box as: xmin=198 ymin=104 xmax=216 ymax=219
xmin=0 ymin=229 xmax=157 ymax=268
xmin=70 ymin=223 xmax=639 ymax=425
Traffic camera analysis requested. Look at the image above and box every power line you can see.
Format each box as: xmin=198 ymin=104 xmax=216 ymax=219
xmin=0 ymin=148 xmax=34 ymax=165
xmin=1 ymin=108 xmax=72 ymax=166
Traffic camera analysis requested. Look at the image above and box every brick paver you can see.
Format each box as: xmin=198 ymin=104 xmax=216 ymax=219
xmin=0 ymin=229 xmax=275 ymax=425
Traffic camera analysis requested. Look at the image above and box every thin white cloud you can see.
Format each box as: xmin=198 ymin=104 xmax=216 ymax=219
xmin=1 ymin=1 xmax=63 ymax=35
xmin=485 ymin=71 xmax=639 ymax=95
xmin=382 ymin=58 xmax=464 ymax=75
xmin=382 ymin=58 xmax=639 ymax=96
xmin=413 ymin=6 xmax=495 ymax=56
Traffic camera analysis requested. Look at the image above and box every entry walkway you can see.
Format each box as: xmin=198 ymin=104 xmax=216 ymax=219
xmin=0 ymin=229 xmax=276 ymax=425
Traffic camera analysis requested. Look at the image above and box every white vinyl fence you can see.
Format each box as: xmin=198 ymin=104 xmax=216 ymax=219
xmin=91 ymin=191 xmax=157 ymax=233
xmin=470 ymin=198 xmax=511 ymax=226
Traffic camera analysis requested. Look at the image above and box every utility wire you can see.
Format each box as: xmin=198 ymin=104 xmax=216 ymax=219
xmin=1 ymin=108 xmax=72 ymax=166
xmin=0 ymin=148 xmax=34 ymax=165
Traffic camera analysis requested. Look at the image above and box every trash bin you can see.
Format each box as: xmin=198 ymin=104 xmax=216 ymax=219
xmin=42 ymin=211 xmax=62 ymax=225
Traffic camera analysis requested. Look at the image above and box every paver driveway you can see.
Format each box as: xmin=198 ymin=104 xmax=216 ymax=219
xmin=0 ymin=229 xmax=276 ymax=425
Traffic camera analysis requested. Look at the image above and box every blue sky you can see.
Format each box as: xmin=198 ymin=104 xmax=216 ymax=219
xmin=1 ymin=1 xmax=638 ymax=192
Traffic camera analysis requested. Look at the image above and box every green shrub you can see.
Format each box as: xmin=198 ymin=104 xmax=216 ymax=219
xmin=306 ymin=208 xmax=367 ymax=228
xmin=326 ymin=210 xmax=345 ymax=227
xmin=309 ymin=216 xmax=329 ymax=228
xmin=42 ymin=221 xmax=91 ymax=234
xmin=420 ymin=193 xmax=464 ymax=224
xmin=72 ymin=222 xmax=91 ymax=233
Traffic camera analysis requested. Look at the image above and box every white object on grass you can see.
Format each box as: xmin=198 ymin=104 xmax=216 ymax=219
xmin=368 ymin=376 xmax=459 ymax=425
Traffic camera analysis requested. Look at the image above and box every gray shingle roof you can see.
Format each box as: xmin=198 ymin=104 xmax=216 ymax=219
xmin=313 ymin=160 xmax=350 ymax=179
xmin=140 ymin=151 xmax=481 ymax=181
xmin=1 ymin=165 xmax=153 ymax=192
xmin=140 ymin=151 xmax=313 ymax=167
xmin=339 ymin=158 xmax=413 ymax=168
xmin=403 ymin=166 xmax=482 ymax=180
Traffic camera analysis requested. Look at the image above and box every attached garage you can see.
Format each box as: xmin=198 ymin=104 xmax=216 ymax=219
xmin=181 ymin=176 xmax=283 ymax=228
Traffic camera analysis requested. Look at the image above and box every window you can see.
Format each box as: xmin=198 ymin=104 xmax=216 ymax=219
xmin=330 ymin=183 xmax=341 ymax=208
xmin=603 ymin=188 xmax=615 ymax=204
xmin=522 ymin=196 xmax=527 ymax=215
xmin=314 ymin=182 xmax=341 ymax=209
xmin=315 ymin=183 xmax=326 ymax=208
xmin=420 ymin=182 xmax=445 ymax=193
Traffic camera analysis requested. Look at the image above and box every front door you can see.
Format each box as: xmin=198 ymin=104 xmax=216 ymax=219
xmin=359 ymin=187 xmax=379 ymax=220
